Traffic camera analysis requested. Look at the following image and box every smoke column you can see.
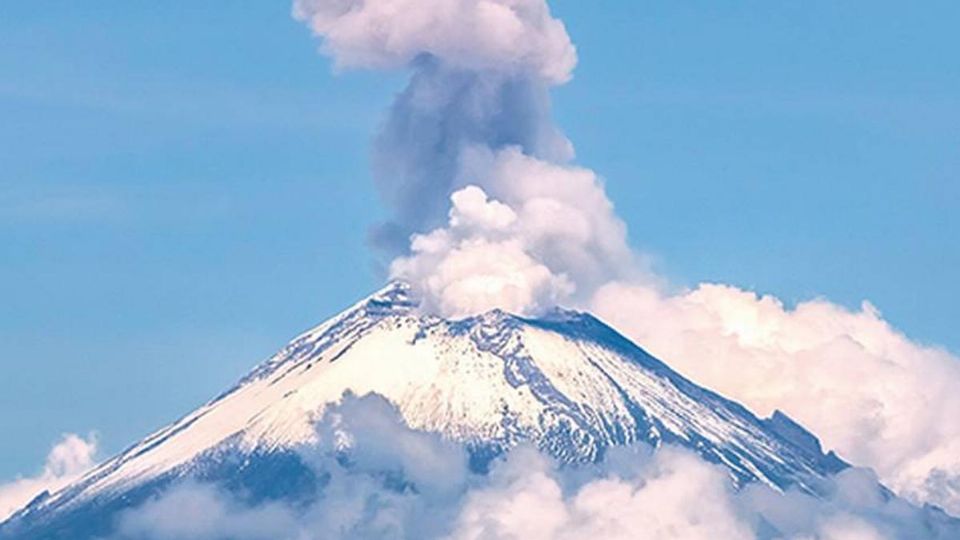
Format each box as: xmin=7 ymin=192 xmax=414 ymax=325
xmin=296 ymin=0 xmax=576 ymax=243
xmin=295 ymin=0 xmax=640 ymax=316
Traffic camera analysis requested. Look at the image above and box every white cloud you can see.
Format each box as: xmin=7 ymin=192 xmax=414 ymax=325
xmin=389 ymin=147 xmax=644 ymax=317
xmin=112 ymin=482 xmax=298 ymax=540
xmin=109 ymin=393 xmax=959 ymax=540
xmin=0 ymin=433 xmax=98 ymax=522
xmin=590 ymin=281 xmax=960 ymax=515
xmin=389 ymin=184 xmax=575 ymax=317
xmin=293 ymin=0 xmax=576 ymax=84
xmin=449 ymin=446 xmax=755 ymax=540
xmin=460 ymin=147 xmax=640 ymax=292
xmin=310 ymin=389 xmax=470 ymax=498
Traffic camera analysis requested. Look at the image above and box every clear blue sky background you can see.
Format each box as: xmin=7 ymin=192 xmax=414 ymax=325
xmin=1 ymin=2 xmax=957 ymax=479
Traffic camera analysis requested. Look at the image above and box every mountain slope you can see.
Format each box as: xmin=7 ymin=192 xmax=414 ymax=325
xmin=1 ymin=282 xmax=848 ymax=538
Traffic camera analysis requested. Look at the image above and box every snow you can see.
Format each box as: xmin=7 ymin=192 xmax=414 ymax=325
xmin=18 ymin=281 xmax=844 ymax=519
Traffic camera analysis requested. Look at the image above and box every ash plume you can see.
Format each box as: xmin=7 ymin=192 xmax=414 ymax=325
xmin=295 ymin=0 xmax=639 ymax=314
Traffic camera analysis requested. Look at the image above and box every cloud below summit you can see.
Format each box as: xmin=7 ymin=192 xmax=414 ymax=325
xmin=111 ymin=395 xmax=958 ymax=540
xmin=389 ymin=147 xmax=638 ymax=317
xmin=0 ymin=434 xmax=98 ymax=522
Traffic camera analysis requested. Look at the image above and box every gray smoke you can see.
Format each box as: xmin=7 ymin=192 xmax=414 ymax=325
xmin=370 ymin=63 xmax=573 ymax=252
xmin=294 ymin=0 xmax=576 ymax=254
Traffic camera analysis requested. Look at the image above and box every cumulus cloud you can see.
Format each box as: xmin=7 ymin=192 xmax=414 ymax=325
xmin=389 ymin=147 xmax=641 ymax=316
xmin=110 ymin=394 xmax=469 ymax=540
xmin=590 ymin=282 xmax=960 ymax=516
xmin=388 ymin=184 xmax=574 ymax=317
xmin=451 ymin=444 xmax=956 ymax=540
xmin=293 ymin=0 xmax=576 ymax=83
xmin=449 ymin=446 xmax=755 ymax=540
xmin=109 ymin=393 xmax=960 ymax=540
xmin=112 ymin=482 xmax=299 ymax=540
xmin=310 ymin=388 xmax=470 ymax=498
xmin=0 ymin=433 xmax=97 ymax=522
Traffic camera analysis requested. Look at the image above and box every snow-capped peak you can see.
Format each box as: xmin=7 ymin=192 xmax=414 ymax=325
xmin=4 ymin=282 xmax=847 ymax=536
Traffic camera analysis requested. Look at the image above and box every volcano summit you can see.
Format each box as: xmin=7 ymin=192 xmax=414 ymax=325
xmin=1 ymin=282 xmax=862 ymax=539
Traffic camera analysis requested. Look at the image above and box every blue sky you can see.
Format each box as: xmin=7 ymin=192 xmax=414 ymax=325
xmin=1 ymin=1 xmax=957 ymax=480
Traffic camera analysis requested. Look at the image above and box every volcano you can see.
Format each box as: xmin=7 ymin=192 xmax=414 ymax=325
xmin=1 ymin=282 xmax=852 ymax=539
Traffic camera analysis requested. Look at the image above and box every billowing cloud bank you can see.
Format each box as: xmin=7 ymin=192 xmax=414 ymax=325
xmin=295 ymin=0 xmax=960 ymax=517
xmin=591 ymin=284 xmax=960 ymax=516
xmin=0 ymin=434 xmax=97 ymax=522
xmin=109 ymin=395 xmax=958 ymax=540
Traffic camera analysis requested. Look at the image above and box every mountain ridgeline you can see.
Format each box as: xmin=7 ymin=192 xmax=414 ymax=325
xmin=2 ymin=282 xmax=854 ymax=539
